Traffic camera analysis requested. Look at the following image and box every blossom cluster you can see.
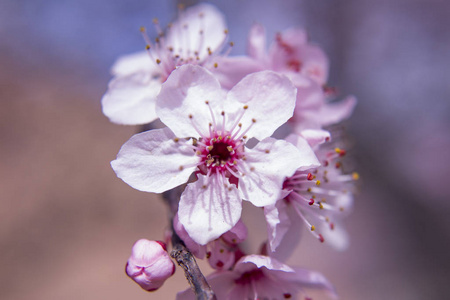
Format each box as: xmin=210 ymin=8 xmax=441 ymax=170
xmin=103 ymin=3 xmax=358 ymax=299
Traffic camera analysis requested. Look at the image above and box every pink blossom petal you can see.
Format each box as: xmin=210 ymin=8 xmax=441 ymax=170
xmin=247 ymin=23 xmax=268 ymax=62
xmin=173 ymin=215 xmax=206 ymax=259
xmin=238 ymin=138 xmax=304 ymax=207
xmin=235 ymin=254 xmax=295 ymax=273
xmin=221 ymin=219 xmax=248 ymax=245
xmin=111 ymin=127 xmax=199 ymax=193
xmin=300 ymin=45 xmax=330 ymax=85
xmin=227 ymin=71 xmax=297 ymax=141
xmin=212 ymin=55 xmax=263 ymax=90
xmin=299 ymin=129 xmax=331 ymax=148
xmin=288 ymin=268 xmax=337 ymax=298
xmin=284 ymin=134 xmax=321 ymax=170
xmin=178 ymin=175 xmax=242 ymax=245
xmin=166 ymin=3 xmax=227 ymax=62
xmin=319 ymin=95 xmax=357 ymax=127
xmin=111 ymin=51 xmax=158 ymax=76
xmin=156 ymin=65 xmax=225 ymax=138
xmin=264 ymin=201 xmax=291 ymax=253
xmin=101 ymin=72 xmax=160 ymax=125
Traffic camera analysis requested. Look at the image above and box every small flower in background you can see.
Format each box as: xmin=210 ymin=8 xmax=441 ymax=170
xmin=111 ymin=64 xmax=318 ymax=245
xmin=174 ymin=215 xmax=247 ymax=270
xmin=176 ymin=255 xmax=337 ymax=300
xmin=101 ymin=3 xmax=229 ymax=125
xmin=265 ymin=131 xmax=358 ymax=259
xmin=125 ymin=239 xmax=175 ymax=292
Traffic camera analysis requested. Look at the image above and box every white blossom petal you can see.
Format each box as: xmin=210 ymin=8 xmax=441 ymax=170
xmin=111 ymin=127 xmax=199 ymax=193
xmin=166 ymin=3 xmax=227 ymax=61
xmin=238 ymin=138 xmax=304 ymax=207
xmin=226 ymin=71 xmax=297 ymax=141
xmin=178 ymin=175 xmax=242 ymax=245
xmin=111 ymin=51 xmax=158 ymax=76
xmin=285 ymin=134 xmax=321 ymax=170
xmin=299 ymin=129 xmax=331 ymax=148
xmin=101 ymin=72 xmax=160 ymax=125
xmin=156 ymin=65 xmax=225 ymax=138
xmin=247 ymin=23 xmax=268 ymax=62
xmin=319 ymin=95 xmax=357 ymax=127
xmin=212 ymin=55 xmax=263 ymax=90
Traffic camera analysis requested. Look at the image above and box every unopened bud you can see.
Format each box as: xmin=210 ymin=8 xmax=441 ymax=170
xmin=125 ymin=239 xmax=175 ymax=292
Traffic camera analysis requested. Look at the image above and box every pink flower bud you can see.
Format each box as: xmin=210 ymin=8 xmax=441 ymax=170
xmin=125 ymin=239 xmax=175 ymax=292
xmin=206 ymin=240 xmax=235 ymax=270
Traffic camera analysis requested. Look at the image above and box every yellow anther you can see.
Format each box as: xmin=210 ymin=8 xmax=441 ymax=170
xmin=311 ymin=225 xmax=316 ymax=231
xmin=196 ymin=150 xmax=202 ymax=155
xmin=252 ymin=118 xmax=257 ymax=123
xmin=243 ymin=105 xmax=248 ymax=109
xmin=325 ymin=217 xmax=330 ymax=222
xmin=233 ymin=160 xmax=238 ymax=165
xmin=152 ymin=18 xmax=159 ymax=24
xmin=173 ymin=138 xmax=179 ymax=142
xmin=238 ymin=123 xmax=242 ymax=127
xmin=156 ymin=59 xmax=161 ymax=64
xmin=189 ymin=114 xmax=193 ymax=119
xmin=335 ymin=147 xmax=341 ymax=154
xmin=319 ymin=202 xmax=324 ymax=209
xmin=265 ymin=149 xmax=270 ymax=154
xmin=227 ymin=146 xmax=233 ymax=152
xmin=250 ymin=167 xmax=255 ymax=171
xmin=179 ymin=166 xmax=184 ymax=171
xmin=214 ymin=63 xmax=218 ymax=68
xmin=140 ymin=26 xmax=146 ymax=32
xmin=352 ymin=172 xmax=360 ymax=180
xmin=243 ymin=135 xmax=247 ymax=139
xmin=202 ymin=185 xmax=207 ymax=189
xmin=229 ymin=41 xmax=234 ymax=47
xmin=207 ymin=146 xmax=213 ymax=151
xmin=145 ymin=45 xmax=150 ymax=50
xmin=155 ymin=37 xmax=160 ymax=43
xmin=315 ymin=180 xmax=321 ymax=186
xmin=224 ymin=29 xmax=229 ymax=34
xmin=307 ymin=188 xmax=312 ymax=192
xmin=205 ymin=100 xmax=209 ymax=104
xmin=339 ymin=207 xmax=345 ymax=212
xmin=218 ymin=136 xmax=222 ymax=141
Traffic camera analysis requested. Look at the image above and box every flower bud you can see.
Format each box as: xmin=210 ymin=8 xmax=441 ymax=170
xmin=125 ymin=239 xmax=175 ymax=291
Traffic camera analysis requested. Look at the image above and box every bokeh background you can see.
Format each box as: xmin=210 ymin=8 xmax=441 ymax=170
xmin=1 ymin=0 xmax=449 ymax=299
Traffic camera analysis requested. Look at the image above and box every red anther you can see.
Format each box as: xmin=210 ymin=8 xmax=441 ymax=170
xmin=284 ymin=293 xmax=292 ymax=299
xmin=206 ymin=251 xmax=211 ymax=259
xmin=155 ymin=241 xmax=167 ymax=251
xmin=335 ymin=162 xmax=341 ymax=168
xmin=307 ymin=173 xmax=314 ymax=181
xmin=325 ymin=136 xmax=330 ymax=142
xmin=308 ymin=198 xmax=315 ymax=205
xmin=318 ymin=234 xmax=325 ymax=243
xmin=339 ymin=149 xmax=347 ymax=157
xmin=323 ymin=160 xmax=329 ymax=167
xmin=330 ymin=223 xmax=335 ymax=230
xmin=216 ymin=261 xmax=224 ymax=268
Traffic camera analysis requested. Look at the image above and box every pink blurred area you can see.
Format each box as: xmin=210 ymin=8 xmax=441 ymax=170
xmin=0 ymin=0 xmax=449 ymax=299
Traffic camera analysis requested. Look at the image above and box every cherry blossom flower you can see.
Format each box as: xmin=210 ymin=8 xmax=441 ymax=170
xmin=214 ymin=23 xmax=356 ymax=131
xmin=265 ymin=132 xmax=358 ymax=257
xmin=174 ymin=215 xmax=247 ymax=270
xmin=101 ymin=3 xmax=229 ymax=125
xmin=177 ymin=255 xmax=337 ymax=300
xmin=125 ymin=239 xmax=175 ymax=291
xmin=111 ymin=64 xmax=317 ymax=245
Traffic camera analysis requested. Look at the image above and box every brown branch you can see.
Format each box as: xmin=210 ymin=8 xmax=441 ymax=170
xmin=170 ymin=228 xmax=217 ymax=300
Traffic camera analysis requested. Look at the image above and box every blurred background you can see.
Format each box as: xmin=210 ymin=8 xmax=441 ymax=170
xmin=1 ymin=0 xmax=449 ymax=299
